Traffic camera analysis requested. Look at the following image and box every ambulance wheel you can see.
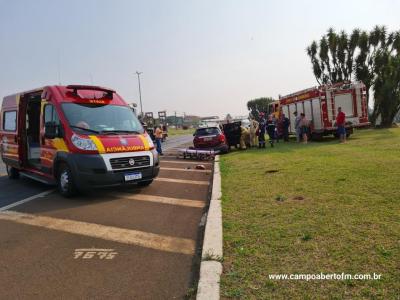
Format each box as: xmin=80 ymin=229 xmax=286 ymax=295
xmin=57 ymin=163 xmax=77 ymax=197
xmin=138 ymin=180 xmax=153 ymax=187
xmin=6 ymin=165 xmax=19 ymax=179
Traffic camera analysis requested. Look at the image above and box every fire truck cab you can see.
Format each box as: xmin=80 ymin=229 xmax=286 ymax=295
xmin=272 ymin=82 xmax=370 ymax=139
xmin=0 ymin=85 xmax=159 ymax=197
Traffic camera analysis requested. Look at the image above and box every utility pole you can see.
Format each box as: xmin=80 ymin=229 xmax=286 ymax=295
xmin=135 ymin=71 xmax=143 ymax=117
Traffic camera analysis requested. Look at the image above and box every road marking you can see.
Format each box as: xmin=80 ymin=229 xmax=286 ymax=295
xmin=0 ymin=211 xmax=196 ymax=255
xmin=116 ymin=193 xmax=204 ymax=208
xmin=74 ymin=248 xmax=117 ymax=260
xmin=0 ymin=190 xmax=54 ymax=212
xmin=161 ymin=167 xmax=210 ymax=173
xmin=155 ymin=177 xmax=209 ymax=186
xmin=161 ymin=160 xmax=212 ymax=165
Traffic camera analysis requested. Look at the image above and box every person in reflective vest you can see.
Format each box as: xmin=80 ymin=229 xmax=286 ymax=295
xmin=155 ymin=126 xmax=163 ymax=155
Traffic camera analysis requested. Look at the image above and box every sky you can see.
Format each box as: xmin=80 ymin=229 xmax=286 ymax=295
xmin=0 ymin=0 xmax=399 ymax=117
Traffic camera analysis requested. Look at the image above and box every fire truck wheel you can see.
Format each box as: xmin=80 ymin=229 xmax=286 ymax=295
xmin=57 ymin=163 xmax=77 ymax=197
xmin=137 ymin=180 xmax=153 ymax=187
xmin=311 ymin=133 xmax=323 ymax=141
xmin=6 ymin=165 xmax=20 ymax=179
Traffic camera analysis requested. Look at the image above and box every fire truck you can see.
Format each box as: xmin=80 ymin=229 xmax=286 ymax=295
xmin=270 ymin=82 xmax=370 ymax=139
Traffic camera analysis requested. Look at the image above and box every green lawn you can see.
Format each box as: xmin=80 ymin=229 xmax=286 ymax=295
xmin=220 ymin=128 xmax=400 ymax=299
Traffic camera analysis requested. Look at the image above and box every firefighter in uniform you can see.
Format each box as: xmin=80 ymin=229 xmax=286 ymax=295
xmin=249 ymin=118 xmax=259 ymax=147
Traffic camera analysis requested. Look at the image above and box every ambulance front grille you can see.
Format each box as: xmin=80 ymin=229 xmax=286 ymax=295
xmin=110 ymin=156 xmax=150 ymax=170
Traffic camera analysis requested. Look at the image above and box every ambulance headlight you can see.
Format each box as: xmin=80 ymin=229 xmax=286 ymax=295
xmin=71 ymin=134 xmax=98 ymax=151
xmin=145 ymin=133 xmax=155 ymax=150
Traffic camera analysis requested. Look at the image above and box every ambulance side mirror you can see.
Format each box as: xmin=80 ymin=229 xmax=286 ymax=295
xmin=44 ymin=122 xmax=58 ymax=139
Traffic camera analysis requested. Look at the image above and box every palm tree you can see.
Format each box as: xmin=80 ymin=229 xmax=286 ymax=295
xmin=371 ymin=30 xmax=400 ymax=126
xmin=306 ymin=28 xmax=354 ymax=85
xmin=354 ymin=26 xmax=388 ymax=117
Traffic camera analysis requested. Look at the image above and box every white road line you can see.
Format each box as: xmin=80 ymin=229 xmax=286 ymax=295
xmin=161 ymin=160 xmax=212 ymax=165
xmin=0 ymin=211 xmax=195 ymax=255
xmin=0 ymin=190 xmax=54 ymax=212
xmin=161 ymin=167 xmax=210 ymax=173
xmin=155 ymin=177 xmax=209 ymax=186
xmin=116 ymin=193 xmax=204 ymax=208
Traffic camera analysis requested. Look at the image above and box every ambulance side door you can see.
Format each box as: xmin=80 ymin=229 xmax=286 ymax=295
xmin=40 ymin=103 xmax=62 ymax=174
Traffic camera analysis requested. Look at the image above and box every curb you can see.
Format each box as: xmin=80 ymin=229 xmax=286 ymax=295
xmin=197 ymin=155 xmax=223 ymax=300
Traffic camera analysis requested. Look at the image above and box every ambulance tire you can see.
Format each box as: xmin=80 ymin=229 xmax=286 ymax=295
xmin=137 ymin=180 xmax=153 ymax=187
xmin=57 ymin=163 xmax=77 ymax=197
xmin=6 ymin=165 xmax=20 ymax=179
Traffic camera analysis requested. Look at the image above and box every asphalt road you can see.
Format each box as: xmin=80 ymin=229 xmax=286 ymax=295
xmin=0 ymin=134 xmax=212 ymax=299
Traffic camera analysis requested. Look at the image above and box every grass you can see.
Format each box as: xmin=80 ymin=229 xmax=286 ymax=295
xmin=167 ymin=127 xmax=195 ymax=137
xmin=220 ymin=128 xmax=400 ymax=299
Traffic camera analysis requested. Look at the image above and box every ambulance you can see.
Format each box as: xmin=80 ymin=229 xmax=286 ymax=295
xmin=0 ymin=85 xmax=159 ymax=197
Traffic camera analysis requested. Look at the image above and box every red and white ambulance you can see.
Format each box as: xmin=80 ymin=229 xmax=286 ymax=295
xmin=271 ymin=82 xmax=370 ymax=139
xmin=0 ymin=85 xmax=159 ymax=196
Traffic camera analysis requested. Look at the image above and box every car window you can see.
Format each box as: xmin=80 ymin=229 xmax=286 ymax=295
xmin=196 ymin=128 xmax=219 ymax=136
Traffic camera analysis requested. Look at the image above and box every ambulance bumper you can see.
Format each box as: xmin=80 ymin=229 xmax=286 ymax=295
xmin=65 ymin=152 xmax=160 ymax=189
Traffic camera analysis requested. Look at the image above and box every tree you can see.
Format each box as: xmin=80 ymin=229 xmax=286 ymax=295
xmin=306 ymin=28 xmax=359 ymax=85
xmin=247 ymin=97 xmax=274 ymax=120
xmin=307 ymin=26 xmax=400 ymax=126
xmin=372 ymin=31 xmax=400 ymax=127
xmin=354 ymin=26 xmax=388 ymax=118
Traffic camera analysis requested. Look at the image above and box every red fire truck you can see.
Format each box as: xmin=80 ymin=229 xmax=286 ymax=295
xmin=271 ymin=82 xmax=370 ymax=139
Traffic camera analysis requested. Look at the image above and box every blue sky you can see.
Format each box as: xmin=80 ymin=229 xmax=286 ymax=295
xmin=1 ymin=0 xmax=399 ymax=117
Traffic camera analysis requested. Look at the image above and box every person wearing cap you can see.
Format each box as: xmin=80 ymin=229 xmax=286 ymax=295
xmin=294 ymin=111 xmax=302 ymax=142
xmin=336 ymin=107 xmax=346 ymax=143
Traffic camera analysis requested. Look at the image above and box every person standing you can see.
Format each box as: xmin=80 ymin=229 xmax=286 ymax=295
xmin=155 ymin=125 xmax=163 ymax=155
xmin=266 ymin=114 xmax=276 ymax=147
xmin=249 ymin=118 xmax=259 ymax=147
xmin=299 ymin=113 xmax=310 ymax=144
xmin=336 ymin=107 xmax=346 ymax=143
xmin=294 ymin=111 xmax=302 ymax=142
xmin=282 ymin=113 xmax=290 ymax=142
xmin=276 ymin=114 xmax=284 ymax=142
xmin=258 ymin=113 xmax=266 ymax=148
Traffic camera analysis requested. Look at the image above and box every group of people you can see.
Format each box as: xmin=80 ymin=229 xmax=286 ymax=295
xmin=248 ymin=106 xmax=347 ymax=148
xmin=249 ymin=112 xmax=291 ymax=148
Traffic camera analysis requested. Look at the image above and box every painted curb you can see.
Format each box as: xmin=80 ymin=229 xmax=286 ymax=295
xmin=197 ymin=155 xmax=223 ymax=300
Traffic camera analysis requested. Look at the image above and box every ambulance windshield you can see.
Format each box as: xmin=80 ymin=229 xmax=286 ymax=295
xmin=61 ymin=103 xmax=144 ymax=135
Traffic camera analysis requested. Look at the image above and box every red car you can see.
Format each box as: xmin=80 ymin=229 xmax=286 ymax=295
xmin=193 ymin=127 xmax=229 ymax=154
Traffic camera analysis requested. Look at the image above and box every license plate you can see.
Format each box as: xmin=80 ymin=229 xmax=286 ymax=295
xmin=203 ymin=137 xmax=212 ymax=141
xmin=124 ymin=172 xmax=142 ymax=181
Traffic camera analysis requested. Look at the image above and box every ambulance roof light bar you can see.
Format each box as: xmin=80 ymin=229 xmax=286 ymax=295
xmin=66 ymin=85 xmax=115 ymax=99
